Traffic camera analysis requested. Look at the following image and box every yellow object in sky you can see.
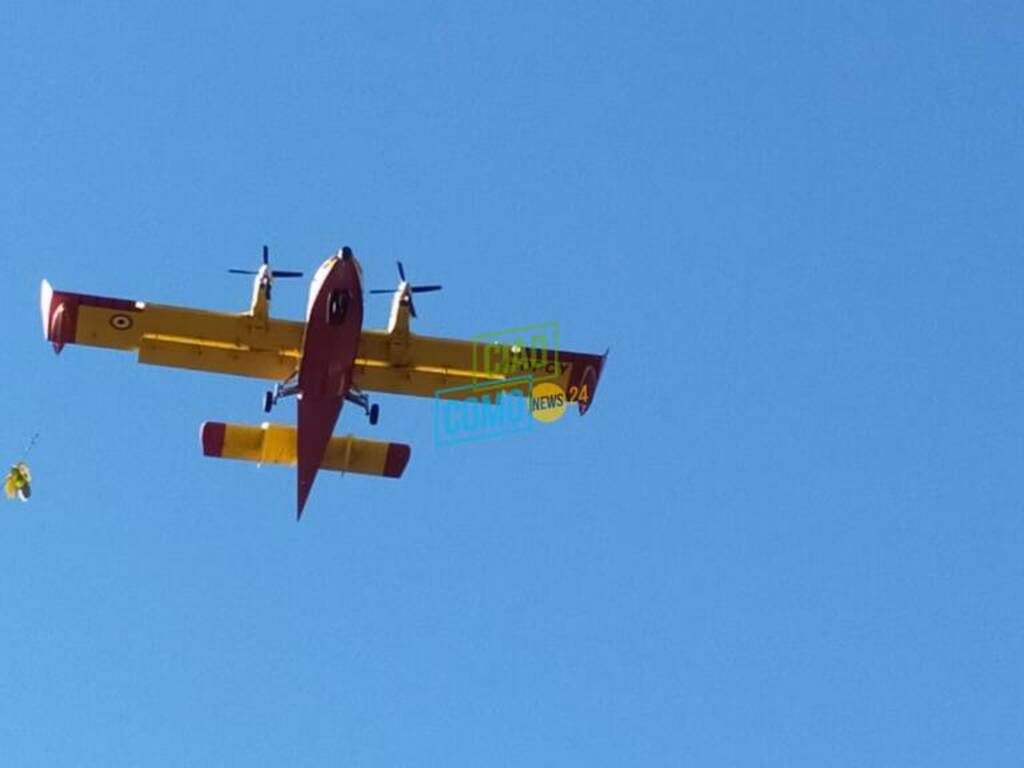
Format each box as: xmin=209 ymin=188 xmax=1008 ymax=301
xmin=4 ymin=463 xmax=31 ymax=502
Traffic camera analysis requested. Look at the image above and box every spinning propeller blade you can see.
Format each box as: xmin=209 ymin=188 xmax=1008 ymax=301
xmin=368 ymin=262 xmax=443 ymax=319
xmin=228 ymin=246 xmax=303 ymax=283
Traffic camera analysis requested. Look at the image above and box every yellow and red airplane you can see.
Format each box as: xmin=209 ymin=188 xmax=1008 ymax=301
xmin=40 ymin=246 xmax=607 ymax=518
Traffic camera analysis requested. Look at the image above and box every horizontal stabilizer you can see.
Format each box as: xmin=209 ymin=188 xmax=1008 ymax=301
xmin=200 ymin=421 xmax=410 ymax=478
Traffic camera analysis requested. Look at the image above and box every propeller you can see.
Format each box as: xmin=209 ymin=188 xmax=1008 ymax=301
xmin=228 ymin=246 xmax=303 ymax=299
xmin=369 ymin=260 xmax=442 ymax=318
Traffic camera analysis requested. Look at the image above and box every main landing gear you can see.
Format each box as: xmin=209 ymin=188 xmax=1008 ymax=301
xmin=262 ymin=374 xmax=380 ymax=426
xmin=346 ymin=388 xmax=380 ymax=426
xmin=263 ymin=372 xmax=300 ymax=413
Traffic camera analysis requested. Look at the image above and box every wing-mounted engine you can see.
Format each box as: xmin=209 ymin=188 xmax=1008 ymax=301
xmin=228 ymin=245 xmax=304 ymax=322
xmin=368 ymin=261 xmax=443 ymax=337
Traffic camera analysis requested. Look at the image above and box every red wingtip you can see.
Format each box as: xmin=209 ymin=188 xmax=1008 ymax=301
xmin=40 ymin=280 xmax=54 ymax=343
xmin=577 ymin=348 xmax=609 ymax=416
xmin=383 ymin=443 xmax=412 ymax=478
xmin=40 ymin=281 xmax=75 ymax=354
xmin=200 ymin=422 xmax=227 ymax=457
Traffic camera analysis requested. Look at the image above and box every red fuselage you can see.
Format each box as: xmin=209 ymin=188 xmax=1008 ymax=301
xmin=295 ymin=249 xmax=364 ymax=517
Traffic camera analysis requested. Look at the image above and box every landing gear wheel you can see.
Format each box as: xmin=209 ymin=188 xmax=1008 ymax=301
xmin=369 ymin=403 xmax=380 ymax=426
xmin=263 ymin=390 xmax=274 ymax=413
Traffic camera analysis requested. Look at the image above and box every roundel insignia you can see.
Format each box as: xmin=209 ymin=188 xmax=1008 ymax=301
xmin=531 ymin=381 xmax=567 ymax=423
xmin=109 ymin=314 xmax=133 ymax=330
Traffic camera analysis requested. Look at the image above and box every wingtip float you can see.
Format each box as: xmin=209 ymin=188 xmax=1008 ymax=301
xmin=41 ymin=245 xmax=606 ymax=519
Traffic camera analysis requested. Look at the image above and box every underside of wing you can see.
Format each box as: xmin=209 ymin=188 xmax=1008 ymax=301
xmin=41 ymin=280 xmax=303 ymax=379
xmin=352 ymin=330 xmax=608 ymax=415
xmin=39 ymin=280 xmax=609 ymax=412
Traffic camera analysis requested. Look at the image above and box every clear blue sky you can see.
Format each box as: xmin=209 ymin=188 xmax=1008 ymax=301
xmin=2 ymin=1 xmax=1022 ymax=765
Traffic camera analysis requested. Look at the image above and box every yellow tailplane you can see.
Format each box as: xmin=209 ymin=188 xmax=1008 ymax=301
xmin=200 ymin=422 xmax=410 ymax=478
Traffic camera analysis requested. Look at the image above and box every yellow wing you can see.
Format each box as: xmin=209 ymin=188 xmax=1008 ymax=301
xmin=352 ymin=330 xmax=608 ymax=415
xmin=41 ymin=280 xmax=607 ymax=413
xmin=42 ymin=280 xmax=303 ymax=380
